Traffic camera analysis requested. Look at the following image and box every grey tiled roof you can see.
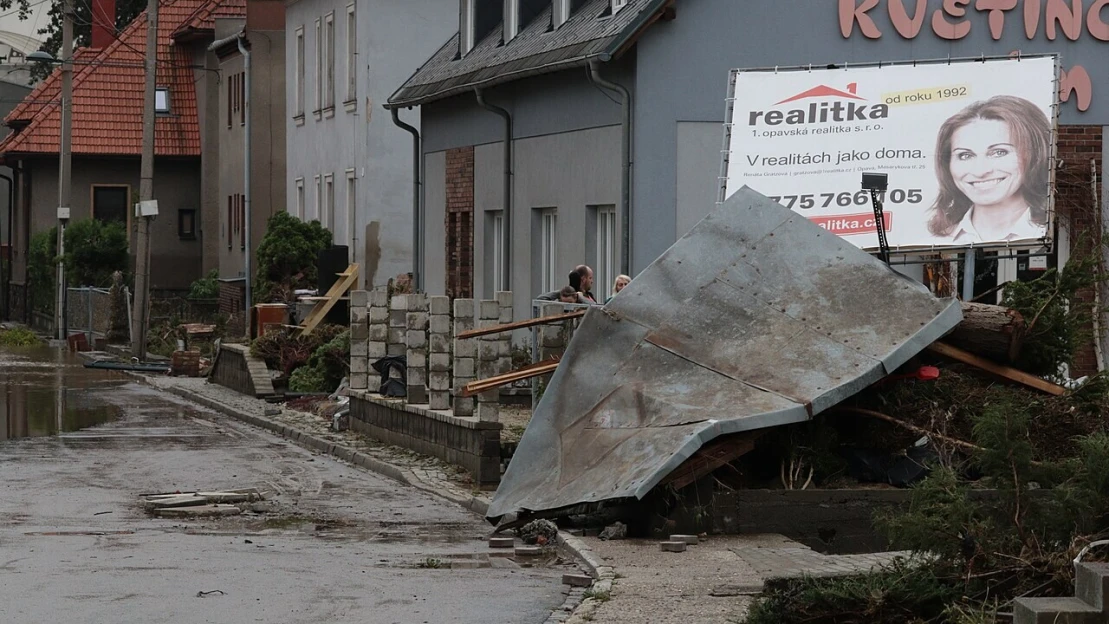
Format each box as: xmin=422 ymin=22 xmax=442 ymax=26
xmin=386 ymin=0 xmax=664 ymax=108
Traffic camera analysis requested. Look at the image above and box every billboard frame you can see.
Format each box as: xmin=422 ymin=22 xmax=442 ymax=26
xmin=717 ymin=53 xmax=1062 ymax=255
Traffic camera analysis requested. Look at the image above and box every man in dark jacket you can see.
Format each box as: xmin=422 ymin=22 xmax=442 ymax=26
xmin=569 ymin=265 xmax=597 ymax=303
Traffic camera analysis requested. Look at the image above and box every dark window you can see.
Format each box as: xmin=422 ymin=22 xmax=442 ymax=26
xmin=227 ymin=75 xmax=232 ymax=128
xmin=238 ymin=195 xmax=245 ymax=249
xmin=92 ymin=186 xmax=128 ymax=225
xmin=240 ymin=73 xmax=246 ymax=126
xmin=178 ymin=209 xmax=196 ymax=240
xmin=227 ymin=195 xmax=233 ymax=249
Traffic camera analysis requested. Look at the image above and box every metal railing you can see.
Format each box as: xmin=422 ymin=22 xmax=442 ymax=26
xmin=66 ymin=286 xmax=131 ymax=345
xmin=529 ymin=299 xmax=592 ymax=410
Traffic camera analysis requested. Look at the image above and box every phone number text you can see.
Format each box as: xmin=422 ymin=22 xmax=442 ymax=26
xmin=769 ymin=189 xmax=923 ymax=210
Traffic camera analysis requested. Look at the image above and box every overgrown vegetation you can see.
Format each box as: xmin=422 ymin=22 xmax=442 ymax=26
xmin=27 ymin=227 xmax=56 ymax=314
xmin=27 ymin=220 xmax=131 ymax=314
xmin=188 ymin=269 xmax=220 ymax=300
xmin=251 ymin=324 xmax=347 ymax=390
xmin=0 ymin=326 xmax=42 ymax=347
xmin=253 ymin=212 xmax=332 ymax=305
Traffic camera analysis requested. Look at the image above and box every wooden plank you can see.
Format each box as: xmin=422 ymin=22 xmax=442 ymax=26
xmin=297 ymin=264 xmax=360 ymax=336
xmin=926 ymin=341 xmax=1066 ymax=396
xmin=661 ymin=434 xmax=759 ymax=491
xmin=456 ymin=310 xmax=587 ymax=340
xmin=460 ymin=358 xmax=561 ymax=397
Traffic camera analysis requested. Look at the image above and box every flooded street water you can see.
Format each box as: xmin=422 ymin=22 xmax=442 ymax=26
xmin=0 ymin=347 xmax=123 ymax=439
xmin=0 ymin=346 xmax=569 ymax=624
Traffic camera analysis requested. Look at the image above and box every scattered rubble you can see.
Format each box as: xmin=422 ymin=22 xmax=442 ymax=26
xmin=599 ymin=522 xmax=627 ymax=541
xmin=518 ymin=519 xmax=558 ymax=545
xmin=141 ymin=489 xmax=265 ymax=518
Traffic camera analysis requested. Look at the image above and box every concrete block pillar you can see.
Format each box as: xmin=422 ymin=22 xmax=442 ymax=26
xmin=452 ymin=298 xmax=476 ymax=417
xmin=349 ymin=290 xmax=369 ymax=391
xmin=387 ymin=294 xmax=407 ymax=357
xmin=476 ymin=298 xmax=500 ymax=422
xmin=367 ymin=288 xmax=389 ymax=392
xmin=405 ymin=293 xmax=428 ymax=405
xmin=428 ymin=295 xmax=452 ymax=411
xmin=495 ymin=291 xmax=513 ymax=379
xmin=539 ymin=303 xmax=569 ymax=361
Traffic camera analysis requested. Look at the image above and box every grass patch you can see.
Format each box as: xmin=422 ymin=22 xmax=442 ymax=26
xmin=0 ymin=327 xmax=42 ymax=347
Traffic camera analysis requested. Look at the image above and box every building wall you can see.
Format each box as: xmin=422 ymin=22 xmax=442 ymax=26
xmin=0 ymin=79 xmax=32 ymax=317
xmin=215 ymin=26 xmax=287 ymax=282
xmin=285 ymin=0 xmax=456 ymax=289
xmin=24 ymin=156 xmax=203 ymax=290
xmin=634 ymin=0 xmax=1109 ymax=271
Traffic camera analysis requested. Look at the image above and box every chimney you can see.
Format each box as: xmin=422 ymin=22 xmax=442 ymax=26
xmin=90 ymin=0 xmax=116 ymax=49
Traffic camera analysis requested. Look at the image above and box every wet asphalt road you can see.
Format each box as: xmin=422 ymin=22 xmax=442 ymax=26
xmin=0 ymin=348 xmax=568 ymax=624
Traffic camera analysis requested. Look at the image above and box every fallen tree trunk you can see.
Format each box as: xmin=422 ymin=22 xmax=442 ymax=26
xmin=946 ymin=302 xmax=1027 ymax=363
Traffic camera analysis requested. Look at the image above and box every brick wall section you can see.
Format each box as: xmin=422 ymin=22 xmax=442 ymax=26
xmin=218 ymin=281 xmax=246 ymax=336
xmin=1055 ymin=126 xmax=1102 ymax=377
xmin=349 ymin=392 xmax=502 ymax=485
xmin=209 ymin=343 xmax=275 ymax=397
xmin=445 ymin=146 xmax=474 ymax=299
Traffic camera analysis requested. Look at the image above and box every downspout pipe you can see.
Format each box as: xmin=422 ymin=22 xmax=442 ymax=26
xmin=237 ymin=36 xmax=252 ymax=334
xmin=0 ymin=172 xmax=11 ymax=320
xmin=391 ymin=108 xmax=422 ymax=291
xmin=474 ymin=89 xmax=512 ymax=293
xmin=588 ymin=59 xmax=632 ymax=275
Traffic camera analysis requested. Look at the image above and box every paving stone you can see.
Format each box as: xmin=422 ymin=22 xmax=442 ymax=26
xmin=515 ymin=546 xmax=543 ymax=557
xmin=489 ymin=537 xmax=515 ymax=549
xmin=671 ymin=534 xmax=699 ymax=545
xmin=562 ymin=574 xmax=593 ymax=588
xmin=660 ymin=541 xmax=687 ymax=553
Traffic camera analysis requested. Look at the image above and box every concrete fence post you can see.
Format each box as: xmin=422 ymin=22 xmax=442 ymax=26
xmin=452 ymin=298 xmax=476 ymax=417
xmin=428 ymin=295 xmax=452 ymax=411
xmin=367 ymin=288 xmax=389 ymax=392
xmin=405 ymin=293 xmax=429 ymax=405
xmin=349 ymin=290 xmax=369 ymax=391
xmin=477 ymin=298 xmax=500 ymax=422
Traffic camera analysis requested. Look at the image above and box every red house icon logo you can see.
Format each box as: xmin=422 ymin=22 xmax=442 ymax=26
xmin=775 ymin=83 xmax=865 ymax=106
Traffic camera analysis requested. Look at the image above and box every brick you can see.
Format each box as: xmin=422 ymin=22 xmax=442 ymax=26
xmin=406 ymin=312 xmax=429 ymax=330
xmin=429 ymin=371 xmax=451 ymax=391
xmin=369 ymin=289 xmax=389 ymax=307
xmin=388 ymin=310 xmax=407 ymax=327
xmin=407 ymin=367 xmax=426 ymax=386
xmin=351 ymin=357 xmax=368 ymax=374
xmin=407 ymin=330 xmax=427 ymax=349
xmin=407 ymin=351 xmax=426 ymax=369
xmin=407 ymin=386 xmax=428 ymax=405
xmin=369 ymin=306 xmax=389 ymax=323
xmin=479 ymin=300 xmax=500 ymax=319
xmin=429 ymin=315 xmax=451 ymax=335
xmin=477 ymin=402 xmax=499 ymax=422
xmin=351 ymin=290 xmax=369 ymax=307
xmin=351 ymin=340 xmax=368 ymax=357
xmin=390 ymin=294 xmax=408 ymax=311
xmin=429 ymin=392 xmax=450 ymax=410
xmin=429 ymin=353 xmax=451 ymax=372
xmin=387 ymin=327 xmax=406 ymax=345
xmin=350 ymin=373 xmax=368 ymax=390
xmin=367 ymin=341 xmax=386 ymax=359
xmin=454 ymin=396 xmax=474 ymax=416
xmin=453 ymin=318 xmax=474 ymax=333
xmin=478 ymin=342 xmax=498 ymax=361
xmin=429 ymin=295 xmax=451 ymax=315
xmin=429 ymin=333 xmax=450 ymax=353
xmin=454 ymin=339 xmax=477 ymax=359
xmin=495 ymin=291 xmax=513 ymax=308
xmin=368 ymin=324 xmax=388 ymax=342
xmin=453 ymin=298 xmax=475 ymax=318
xmin=351 ymin=322 xmax=368 ymax=341
xmin=453 ymin=358 xmax=475 ymax=378
xmin=349 ymin=306 xmax=367 ymax=324
xmin=499 ymin=308 xmax=513 ymax=324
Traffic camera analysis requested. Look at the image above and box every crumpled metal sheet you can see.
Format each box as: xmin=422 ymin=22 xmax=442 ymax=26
xmin=486 ymin=187 xmax=963 ymax=520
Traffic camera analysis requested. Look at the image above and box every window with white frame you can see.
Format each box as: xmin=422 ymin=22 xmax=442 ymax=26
xmin=294 ymin=27 xmax=304 ymax=117
xmin=323 ymin=174 xmax=334 ymax=228
xmin=595 ymin=206 xmax=617 ymax=299
xmin=345 ymin=169 xmax=357 ymax=251
xmin=460 ymin=0 xmax=475 ymax=56
xmin=314 ymin=175 xmax=322 ymax=221
xmin=323 ymin=12 xmax=335 ymax=110
xmin=553 ymin=0 xmax=570 ymax=28
xmin=295 ymin=177 xmax=305 ymax=219
xmin=345 ymin=4 xmax=356 ymax=103
xmin=503 ymin=0 xmax=518 ymax=41
xmin=314 ymin=18 xmax=322 ymax=113
xmin=540 ymin=209 xmax=557 ymax=293
xmin=490 ymin=211 xmax=505 ymax=292
xmin=612 ymin=0 xmax=629 ymax=13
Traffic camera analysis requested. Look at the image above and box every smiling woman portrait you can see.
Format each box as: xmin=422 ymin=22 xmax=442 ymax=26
xmin=927 ymin=95 xmax=1052 ymax=244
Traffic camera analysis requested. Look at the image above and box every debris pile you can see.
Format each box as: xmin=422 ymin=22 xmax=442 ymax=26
xmin=141 ymin=488 xmax=265 ymax=518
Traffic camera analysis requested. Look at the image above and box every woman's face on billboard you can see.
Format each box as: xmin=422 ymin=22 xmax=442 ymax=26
xmin=948 ymin=118 xmax=1023 ymax=209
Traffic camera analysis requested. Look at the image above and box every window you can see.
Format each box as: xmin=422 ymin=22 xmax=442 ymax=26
xmin=226 ymin=195 xmax=233 ymax=249
xmin=91 ymin=185 xmax=129 ymax=226
xmin=345 ymin=169 xmax=356 ymax=251
xmin=553 ymin=0 xmax=570 ymax=28
xmin=539 ymin=209 xmax=557 ymax=293
xmin=323 ymin=12 xmax=335 ymax=111
xmin=503 ymin=0 xmax=518 ymax=41
xmin=459 ymin=0 xmax=475 ymax=56
xmin=239 ymin=72 xmax=245 ymax=126
xmin=294 ymin=27 xmax=305 ymax=118
xmin=239 ymin=194 xmax=246 ymax=249
xmin=612 ymin=0 xmax=628 ymax=13
xmin=155 ymin=87 xmax=170 ymax=114
xmin=178 ymin=209 xmax=196 ymax=239
xmin=294 ymin=177 xmax=305 ymax=219
xmin=323 ymin=173 xmax=334 ymax=229
xmin=489 ymin=211 xmax=505 ymax=292
xmin=594 ymin=206 xmax=617 ymax=299
xmin=314 ymin=18 xmax=322 ymax=115
xmin=314 ymin=175 xmax=322 ymax=221
xmin=345 ymin=4 xmax=356 ymax=104
xmin=228 ymin=73 xmax=244 ymax=126
xmin=227 ymin=73 xmax=233 ymax=127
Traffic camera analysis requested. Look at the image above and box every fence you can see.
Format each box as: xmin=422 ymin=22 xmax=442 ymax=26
xmin=66 ymin=286 xmax=131 ymax=345
xmin=529 ymin=299 xmax=589 ymax=410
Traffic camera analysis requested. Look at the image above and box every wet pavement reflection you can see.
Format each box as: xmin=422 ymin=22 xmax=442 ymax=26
xmin=0 ymin=346 xmax=125 ymax=439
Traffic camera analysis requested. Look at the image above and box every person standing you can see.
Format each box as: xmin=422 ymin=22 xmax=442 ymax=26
xmin=569 ymin=265 xmax=597 ymax=303
xmin=605 ymin=274 xmax=630 ymax=304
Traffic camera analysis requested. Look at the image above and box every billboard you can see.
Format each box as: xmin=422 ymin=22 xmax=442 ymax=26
xmin=720 ymin=56 xmax=1059 ymax=250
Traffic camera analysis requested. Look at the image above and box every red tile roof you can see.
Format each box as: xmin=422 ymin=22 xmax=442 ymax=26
xmin=0 ymin=0 xmax=244 ymax=158
xmin=173 ymin=0 xmax=246 ymax=39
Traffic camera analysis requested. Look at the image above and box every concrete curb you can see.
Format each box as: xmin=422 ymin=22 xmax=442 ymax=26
xmin=142 ymin=377 xmax=612 ymax=617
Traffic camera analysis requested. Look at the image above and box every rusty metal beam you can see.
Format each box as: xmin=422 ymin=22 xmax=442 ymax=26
xmin=456 ymin=310 xmax=585 ymax=340
xmin=460 ymin=357 xmax=560 ymax=398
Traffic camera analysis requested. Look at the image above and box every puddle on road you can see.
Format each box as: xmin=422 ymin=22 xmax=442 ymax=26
xmin=0 ymin=346 xmax=126 ymax=440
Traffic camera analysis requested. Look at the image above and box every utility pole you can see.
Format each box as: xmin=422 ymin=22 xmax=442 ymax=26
xmin=131 ymin=0 xmax=157 ymax=360
xmin=55 ymin=0 xmax=74 ymax=341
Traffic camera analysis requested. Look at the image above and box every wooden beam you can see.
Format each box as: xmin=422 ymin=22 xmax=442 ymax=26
xmin=661 ymin=434 xmax=759 ymax=491
xmin=926 ymin=341 xmax=1066 ymax=396
xmin=296 ymin=264 xmax=360 ymax=336
xmin=460 ymin=357 xmax=561 ymax=397
xmin=456 ymin=310 xmax=586 ymax=340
